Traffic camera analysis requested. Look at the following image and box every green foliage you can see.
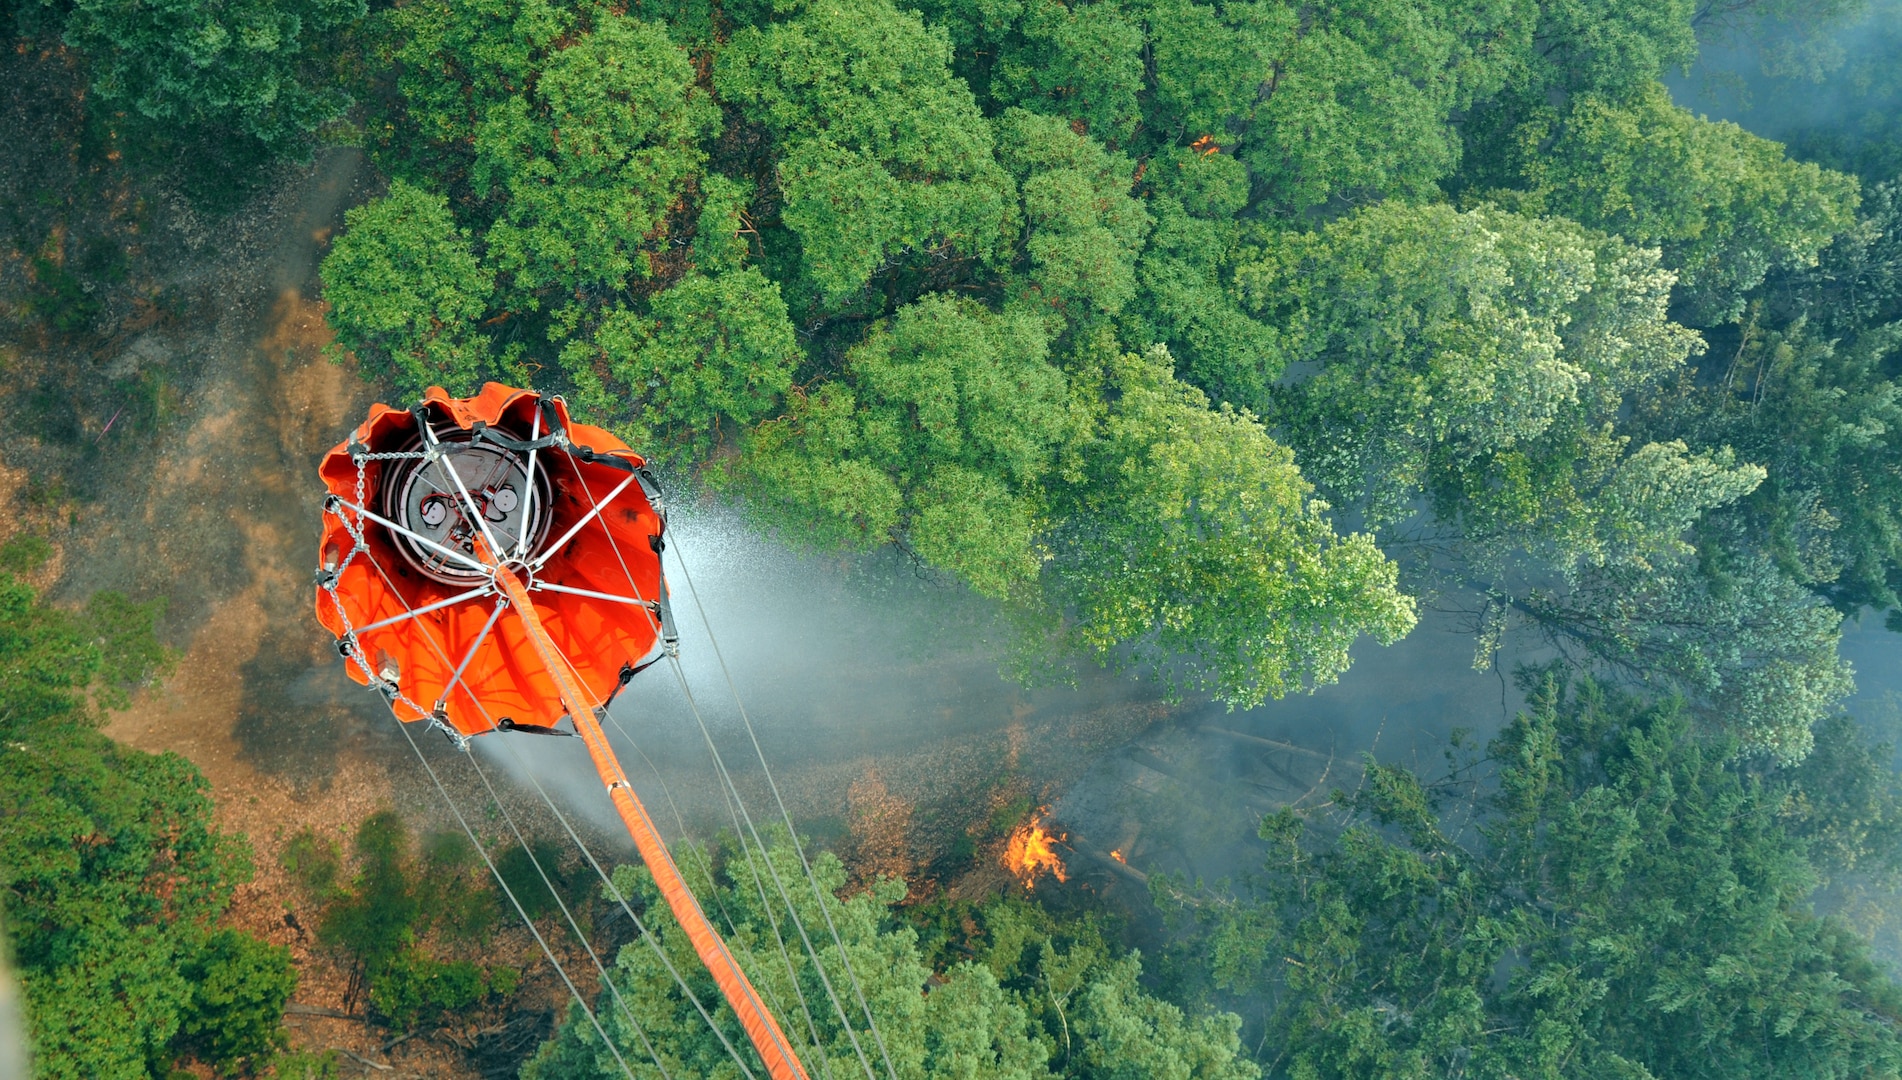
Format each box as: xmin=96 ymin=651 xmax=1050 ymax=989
xmin=313 ymin=811 xmax=511 ymax=1029
xmin=54 ymin=0 xmax=363 ymax=151
xmin=716 ymin=0 xmax=1015 ymax=308
xmin=1520 ymin=547 xmax=1852 ymax=761
xmin=0 ymin=534 xmax=51 ymax=575
xmin=1460 ymin=81 xmax=1861 ymax=324
xmin=1251 ymin=200 xmax=1733 ymax=568
xmin=23 ymin=254 xmax=99 ymax=337
xmin=1162 ymin=670 xmax=1902 ymax=1078
xmin=1522 ymin=0 xmax=1697 ymax=93
xmin=1632 ymin=182 xmax=1902 ymax=619
xmin=525 ymin=833 xmax=1258 ymax=1080
xmin=280 ymin=828 xmax=344 ymax=904
xmin=174 ymin=929 xmax=297 ymax=1071
xmin=1781 ymin=0 xmax=1902 ymax=183
xmin=315 ymin=0 xmax=1888 ymax=731
xmin=557 ymin=267 xmax=801 ymax=466
xmin=319 ymin=181 xmax=495 ymax=397
xmin=1784 ymin=713 xmax=1902 ymax=879
xmin=1121 ymin=0 xmax=1528 ymax=211
xmin=734 ymin=294 xmax=1066 ymax=597
xmin=995 ymin=108 xmax=1150 ymax=318
xmin=1124 ymin=148 xmax=1277 ymax=408
xmin=472 ymin=13 xmax=715 ymax=303
xmin=0 ymin=574 xmax=287 ymax=1080
xmin=1049 ymin=344 xmax=1416 ymax=706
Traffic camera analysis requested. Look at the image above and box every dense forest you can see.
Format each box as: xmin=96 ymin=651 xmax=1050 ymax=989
xmin=9 ymin=0 xmax=1902 ymax=1075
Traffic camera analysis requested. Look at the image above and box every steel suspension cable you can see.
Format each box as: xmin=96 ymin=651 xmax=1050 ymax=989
xmin=482 ymin=733 xmax=776 ymax=1080
xmin=388 ymin=711 xmax=642 ymax=1080
xmin=661 ymin=657 xmax=879 ymax=1080
xmin=322 ymin=530 xmax=639 ymax=1080
xmin=478 ymin=555 xmax=805 ymax=1080
xmin=322 ymin=411 xmax=813 ymax=1080
xmin=461 ymin=750 xmax=674 ymax=1080
xmin=665 ymin=535 xmax=900 ymax=1080
xmin=595 ymin=710 xmax=840 ymax=1080
xmin=553 ymin=453 xmax=874 ymax=1080
xmin=419 ymin=456 xmax=785 ymax=1080
xmin=325 ymin=487 xmax=692 ymax=1080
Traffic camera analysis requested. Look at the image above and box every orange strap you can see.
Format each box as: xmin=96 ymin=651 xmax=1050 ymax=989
xmin=492 ymin=563 xmax=812 ymax=1080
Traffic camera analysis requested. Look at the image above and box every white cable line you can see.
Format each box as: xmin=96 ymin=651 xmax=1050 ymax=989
xmin=323 ymin=499 xmax=637 ymax=1080
xmin=351 ymin=553 xmax=757 ymax=1080
xmin=602 ymin=710 xmax=838 ymax=1080
xmin=332 ymin=496 xmax=491 ymax=573
xmin=451 ymin=653 xmax=759 ymax=1080
xmin=326 ymin=473 xmax=748 ymax=1079
xmin=415 ymin=414 xmax=506 ymax=561
xmin=534 ymin=581 xmax=659 ymax=607
xmin=461 ymin=749 xmax=674 ymax=1080
xmin=668 ymin=536 xmax=900 ymax=1080
xmin=516 ymin=407 xmax=543 ymax=560
xmin=552 ymin=454 xmax=867 ymax=1080
xmin=485 ymin=727 xmax=794 ymax=1080
xmin=523 ymin=458 xmax=821 ymax=1079
xmin=351 ymin=585 xmax=492 ymax=635
xmin=437 ymin=597 xmax=507 ymax=712
xmin=665 ymin=657 xmax=879 ymax=1080
xmin=332 ymin=541 xmax=662 ymax=1080
xmin=399 ymin=431 xmax=802 ymax=1080
xmin=388 ymin=708 xmax=643 ymax=1080
xmin=532 ymin=471 xmax=640 ymax=571
xmin=677 ymin=707 xmax=841 ymax=1080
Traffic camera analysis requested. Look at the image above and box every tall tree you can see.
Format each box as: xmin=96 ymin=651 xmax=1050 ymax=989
xmin=0 ymin=574 xmax=294 ymax=1078
xmin=1161 ymin=670 xmax=1902 ymax=1077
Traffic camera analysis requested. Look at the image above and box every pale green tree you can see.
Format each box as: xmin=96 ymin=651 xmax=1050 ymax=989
xmin=1048 ymin=343 xmax=1416 ymax=707
xmin=1245 ymin=201 xmax=1711 ymax=564
xmin=1459 ymin=82 xmax=1860 ymax=323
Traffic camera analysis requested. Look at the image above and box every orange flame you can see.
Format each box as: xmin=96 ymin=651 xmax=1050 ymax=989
xmin=1109 ymin=849 xmax=1127 ymax=864
xmin=1004 ymin=811 xmax=1068 ymax=889
xmin=1190 ymin=134 xmax=1222 ymax=157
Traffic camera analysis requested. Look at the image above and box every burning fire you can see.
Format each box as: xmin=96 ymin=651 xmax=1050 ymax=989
xmin=1109 ymin=849 xmax=1127 ymax=864
xmin=1004 ymin=811 xmax=1069 ymax=889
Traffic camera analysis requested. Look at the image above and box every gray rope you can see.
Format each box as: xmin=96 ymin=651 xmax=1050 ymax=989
xmin=554 ymin=451 xmax=868 ymax=1080
xmin=668 ymin=534 xmax=899 ymax=1080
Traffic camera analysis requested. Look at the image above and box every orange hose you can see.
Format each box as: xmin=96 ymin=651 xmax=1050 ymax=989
xmin=492 ymin=562 xmax=813 ymax=1080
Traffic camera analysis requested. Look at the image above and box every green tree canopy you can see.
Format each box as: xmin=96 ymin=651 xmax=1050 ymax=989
xmin=312 ymin=0 xmax=1885 ymax=732
xmin=1459 ymin=81 xmax=1861 ymax=324
xmin=731 ymin=293 xmax=1068 ymax=598
xmin=0 ymin=574 xmax=294 ymax=1078
xmin=1048 ymin=344 xmax=1417 ymax=706
xmin=1246 ymin=200 xmax=1739 ymax=573
xmin=524 ymin=833 xmax=1259 ymax=1080
xmin=320 ymin=180 xmax=496 ymax=395
xmin=53 ymin=0 xmax=363 ymax=150
xmin=1162 ymin=670 xmax=1902 ymax=1077
xmin=715 ymin=0 xmax=1016 ymax=307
